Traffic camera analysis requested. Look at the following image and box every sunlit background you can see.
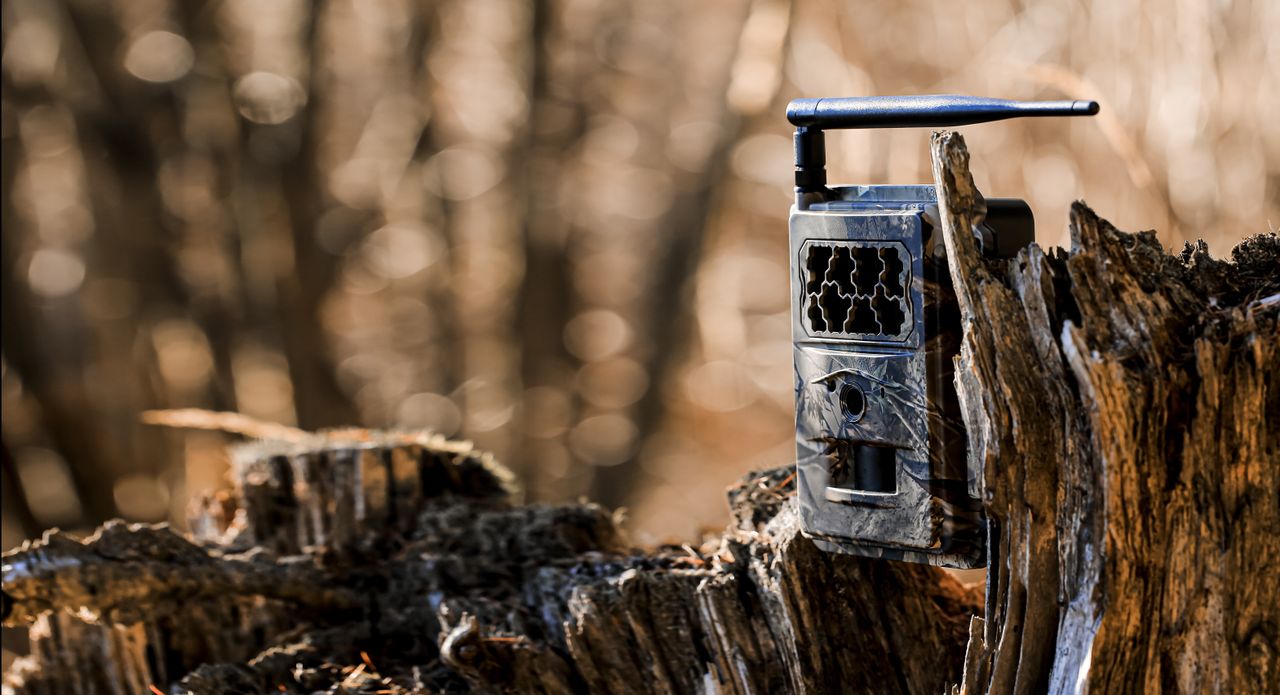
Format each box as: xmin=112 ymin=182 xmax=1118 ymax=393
xmin=2 ymin=0 xmax=1277 ymax=590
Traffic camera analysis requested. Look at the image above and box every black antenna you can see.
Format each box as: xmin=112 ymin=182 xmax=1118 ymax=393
xmin=788 ymin=95 xmax=1099 ymax=192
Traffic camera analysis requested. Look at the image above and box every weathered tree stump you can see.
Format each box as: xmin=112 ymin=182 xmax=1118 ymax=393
xmin=929 ymin=131 xmax=1278 ymax=695
xmin=3 ymin=132 xmax=1276 ymax=694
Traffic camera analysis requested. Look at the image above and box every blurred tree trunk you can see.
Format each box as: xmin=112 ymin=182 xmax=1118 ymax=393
xmin=515 ymin=0 xmax=593 ymax=496
xmin=0 ymin=74 xmax=125 ymax=524
xmin=268 ymin=0 xmax=363 ymax=430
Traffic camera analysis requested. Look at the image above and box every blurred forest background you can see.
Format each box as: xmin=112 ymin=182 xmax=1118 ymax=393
xmin=2 ymin=0 xmax=1277 ymax=565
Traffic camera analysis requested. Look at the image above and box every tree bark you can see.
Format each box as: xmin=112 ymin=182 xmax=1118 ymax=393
xmin=3 ymin=132 xmax=1276 ymax=694
xmin=929 ymin=131 xmax=1279 ymax=695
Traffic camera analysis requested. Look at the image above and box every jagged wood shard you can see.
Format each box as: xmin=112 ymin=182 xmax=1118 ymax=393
xmin=930 ymin=131 xmax=1278 ymax=695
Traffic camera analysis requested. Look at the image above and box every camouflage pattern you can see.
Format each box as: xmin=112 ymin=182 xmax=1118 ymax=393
xmin=791 ymin=185 xmax=985 ymax=569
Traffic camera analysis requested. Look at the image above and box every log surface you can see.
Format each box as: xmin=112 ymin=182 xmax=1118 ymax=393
xmin=2 ymin=438 xmax=977 ymax=694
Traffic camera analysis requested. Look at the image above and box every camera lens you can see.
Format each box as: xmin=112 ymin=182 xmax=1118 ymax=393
xmin=840 ymin=384 xmax=865 ymax=420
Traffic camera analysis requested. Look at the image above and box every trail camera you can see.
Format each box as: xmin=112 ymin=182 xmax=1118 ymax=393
xmin=788 ymin=95 xmax=1098 ymax=568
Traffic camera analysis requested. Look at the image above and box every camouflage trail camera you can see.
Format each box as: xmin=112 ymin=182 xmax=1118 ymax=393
xmin=787 ymin=95 xmax=1098 ymax=568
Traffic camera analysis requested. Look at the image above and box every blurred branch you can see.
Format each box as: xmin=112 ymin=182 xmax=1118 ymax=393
xmin=1026 ymin=65 xmax=1155 ymax=190
xmin=141 ymin=409 xmax=309 ymax=442
xmin=1026 ymin=63 xmax=1179 ymax=244
xmin=0 ymin=438 xmax=39 ymax=536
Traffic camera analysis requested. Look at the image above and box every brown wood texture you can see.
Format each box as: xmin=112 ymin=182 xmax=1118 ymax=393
xmin=2 ymin=438 xmax=976 ymax=694
xmin=930 ymin=131 xmax=1278 ymax=695
xmin=3 ymin=132 xmax=1276 ymax=694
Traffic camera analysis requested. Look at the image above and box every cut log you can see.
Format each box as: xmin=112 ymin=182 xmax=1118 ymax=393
xmin=3 ymin=132 xmax=1276 ymax=694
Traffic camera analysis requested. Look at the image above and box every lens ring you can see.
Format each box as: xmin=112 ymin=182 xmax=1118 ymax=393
xmin=840 ymin=384 xmax=865 ymax=421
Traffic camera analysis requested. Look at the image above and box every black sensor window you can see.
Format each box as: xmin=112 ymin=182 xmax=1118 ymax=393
xmin=802 ymin=241 xmax=911 ymax=340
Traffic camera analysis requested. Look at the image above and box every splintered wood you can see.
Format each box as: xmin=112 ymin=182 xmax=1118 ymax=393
xmin=2 ymin=436 xmax=976 ymax=694
xmin=4 ymin=136 xmax=1277 ymax=693
xmin=930 ymin=132 xmax=1278 ymax=695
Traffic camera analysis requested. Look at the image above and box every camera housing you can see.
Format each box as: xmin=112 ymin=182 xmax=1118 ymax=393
xmin=787 ymin=96 xmax=1097 ymax=568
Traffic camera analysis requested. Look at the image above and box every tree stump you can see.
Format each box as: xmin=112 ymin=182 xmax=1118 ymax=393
xmin=3 ymin=132 xmax=1276 ymax=694
xmin=929 ymin=131 xmax=1278 ymax=695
